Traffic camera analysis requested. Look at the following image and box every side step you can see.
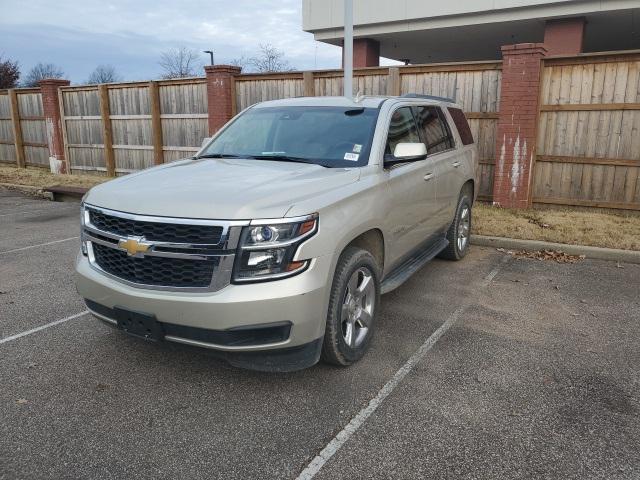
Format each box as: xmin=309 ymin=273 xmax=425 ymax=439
xmin=380 ymin=237 xmax=449 ymax=295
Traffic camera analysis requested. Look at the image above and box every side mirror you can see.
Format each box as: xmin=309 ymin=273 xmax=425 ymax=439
xmin=201 ymin=137 xmax=212 ymax=148
xmin=385 ymin=142 xmax=427 ymax=166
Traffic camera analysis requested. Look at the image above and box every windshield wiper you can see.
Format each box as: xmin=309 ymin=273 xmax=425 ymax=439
xmin=248 ymin=155 xmax=327 ymax=167
xmin=194 ymin=153 xmax=242 ymax=159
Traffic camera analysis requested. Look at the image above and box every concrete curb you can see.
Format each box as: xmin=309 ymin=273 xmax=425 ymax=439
xmin=0 ymin=183 xmax=53 ymax=200
xmin=471 ymin=235 xmax=640 ymax=265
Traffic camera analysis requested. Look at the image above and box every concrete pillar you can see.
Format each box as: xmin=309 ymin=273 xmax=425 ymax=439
xmin=39 ymin=78 xmax=70 ymax=173
xmin=493 ymin=43 xmax=547 ymax=209
xmin=204 ymin=65 xmax=242 ymax=135
xmin=543 ymin=17 xmax=585 ymax=56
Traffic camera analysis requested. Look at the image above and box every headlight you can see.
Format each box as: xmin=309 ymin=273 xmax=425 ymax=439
xmin=233 ymin=214 xmax=318 ymax=282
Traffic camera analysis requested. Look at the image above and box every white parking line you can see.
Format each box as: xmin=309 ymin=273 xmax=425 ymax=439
xmin=0 ymin=311 xmax=89 ymax=345
xmin=0 ymin=236 xmax=79 ymax=255
xmin=296 ymin=255 xmax=511 ymax=480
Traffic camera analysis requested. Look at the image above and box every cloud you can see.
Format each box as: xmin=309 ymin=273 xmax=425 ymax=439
xmin=0 ymin=0 xmax=342 ymax=83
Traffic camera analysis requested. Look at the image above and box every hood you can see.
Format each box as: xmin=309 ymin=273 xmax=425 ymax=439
xmin=85 ymin=158 xmax=361 ymax=220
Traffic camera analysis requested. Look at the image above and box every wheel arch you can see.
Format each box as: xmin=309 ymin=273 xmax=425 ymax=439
xmin=344 ymin=228 xmax=385 ymax=274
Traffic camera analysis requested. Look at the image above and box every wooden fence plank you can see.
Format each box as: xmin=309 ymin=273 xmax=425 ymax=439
xmin=536 ymin=155 xmax=640 ymax=167
xmin=540 ymin=102 xmax=640 ymax=111
xmin=8 ymin=89 xmax=25 ymax=168
xmin=303 ymin=71 xmax=315 ymax=97
xmin=98 ymin=84 xmax=115 ymax=176
xmin=149 ymin=81 xmax=163 ymax=165
xmin=533 ymin=196 xmax=639 ymax=211
xmin=387 ymin=67 xmax=400 ymax=96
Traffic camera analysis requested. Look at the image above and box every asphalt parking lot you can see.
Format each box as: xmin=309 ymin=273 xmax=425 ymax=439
xmin=1 ymin=186 xmax=639 ymax=480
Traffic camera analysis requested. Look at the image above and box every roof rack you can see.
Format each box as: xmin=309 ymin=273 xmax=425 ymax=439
xmin=401 ymin=93 xmax=455 ymax=103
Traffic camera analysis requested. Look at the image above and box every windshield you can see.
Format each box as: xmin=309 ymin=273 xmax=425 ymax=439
xmin=199 ymin=106 xmax=379 ymax=168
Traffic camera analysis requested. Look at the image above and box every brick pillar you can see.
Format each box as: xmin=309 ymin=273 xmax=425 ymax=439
xmin=543 ymin=17 xmax=585 ymax=56
xmin=493 ymin=43 xmax=547 ymax=209
xmin=343 ymin=39 xmax=380 ymax=68
xmin=205 ymin=65 xmax=241 ymax=136
xmin=39 ymin=78 xmax=70 ymax=173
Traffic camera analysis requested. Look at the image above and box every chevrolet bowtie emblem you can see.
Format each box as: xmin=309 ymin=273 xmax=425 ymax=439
xmin=118 ymin=236 xmax=152 ymax=257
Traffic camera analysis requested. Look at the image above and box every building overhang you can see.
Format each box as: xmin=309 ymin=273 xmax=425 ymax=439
xmin=303 ymin=0 xmax=640 ymax=62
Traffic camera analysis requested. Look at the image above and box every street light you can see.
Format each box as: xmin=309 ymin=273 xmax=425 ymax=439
xmin=203 ymin=50 xmax=214 ymax=66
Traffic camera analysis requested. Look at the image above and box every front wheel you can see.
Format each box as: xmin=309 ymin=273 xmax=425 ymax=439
xmin=321 ymin=247 xmax=380 ymax=366
xmin=439 ymin=192 xmax=472 ymax=261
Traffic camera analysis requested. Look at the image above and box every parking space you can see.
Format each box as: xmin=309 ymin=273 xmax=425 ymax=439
xmin=1 ymin=187 xmax=639 ymax=480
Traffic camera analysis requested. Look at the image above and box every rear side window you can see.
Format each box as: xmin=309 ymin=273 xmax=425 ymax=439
xmin=447 ymin=107 xmax=474 ymax=145
xmin=385 ymin=107 xmax=420 ymax=156
xmin=414 ymin=106 xmax=454 ymax=154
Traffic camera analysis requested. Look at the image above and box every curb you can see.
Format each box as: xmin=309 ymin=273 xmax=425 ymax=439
xmin=471 ymin=235 xmax=640 ymax=265
xmin=0 ymin=183 xmax=53 ymax=200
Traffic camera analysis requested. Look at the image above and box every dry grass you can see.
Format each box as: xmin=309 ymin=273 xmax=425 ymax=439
xmin=473 ymin=202 xmax=640 ymax=251
xmin=0 ymin=166 xmax=107 ymax=189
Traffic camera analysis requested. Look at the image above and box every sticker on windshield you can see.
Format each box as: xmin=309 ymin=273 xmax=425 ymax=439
xmin=344 ymin=153 xmax=359 ymax=161
xmin=353 ymin=144 xmax=362 ymax=153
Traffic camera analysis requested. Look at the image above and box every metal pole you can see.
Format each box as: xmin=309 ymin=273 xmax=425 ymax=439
xmin=343 ymin=0 xmax=353 ymax=100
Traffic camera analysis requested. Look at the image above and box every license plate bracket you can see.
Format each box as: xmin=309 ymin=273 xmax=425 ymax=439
xmin=113 ymin=307 xmax=163 ymax=342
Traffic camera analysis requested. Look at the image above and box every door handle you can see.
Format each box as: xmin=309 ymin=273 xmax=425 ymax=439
xmin=452 ymin=161 xmax=461 ymax=168
xmin=424 ymin=173 xmax=434 ymax=181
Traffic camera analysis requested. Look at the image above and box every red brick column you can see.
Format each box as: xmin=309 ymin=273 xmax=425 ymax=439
xmin=493 ymin=43 xmax=547 ymax=209
xmin=342 ymin=38 xmax=380 ymax=68
xmin=39 ymin=78 xmax=70 ymax=173
xmin=543 ymin=17 xmax=585 ymax=56
xmin=205 ymin=65 xmax=241 ymax=136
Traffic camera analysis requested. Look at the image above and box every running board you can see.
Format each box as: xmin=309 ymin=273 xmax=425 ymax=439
xmin=380 ymin=238 xmax=449 ymax=295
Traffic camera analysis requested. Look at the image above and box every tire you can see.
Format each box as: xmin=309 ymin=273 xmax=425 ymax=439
xmin=321 ymin=246 xmax=381 ymax=366
xmin=439 ymin=190 xmax=472 ymax=261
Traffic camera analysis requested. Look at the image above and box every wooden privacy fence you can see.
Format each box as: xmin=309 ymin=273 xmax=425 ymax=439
xmin=234 ymin=61 xmax=502 ymax=200
xmin=60 ymin=77 xmax=208 ymax=175
xmin=0 ymin=88 xmax=49 ymax=168
xmin=2 ymin=51 xmax=639 ymax=211
xmin=534 ymin=52 xmax=640 ymax=210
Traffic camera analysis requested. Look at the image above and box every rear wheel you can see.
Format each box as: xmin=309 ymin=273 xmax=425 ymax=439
xmin=321 ymin=247 xmax=380 ymax=366
xmin=439 ymin=190 xmax=472 ymax=261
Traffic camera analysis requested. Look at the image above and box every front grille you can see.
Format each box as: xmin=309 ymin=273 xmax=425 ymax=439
xmin=89 ymin=209 xmax=223 ymax=244
xmin=92 ymin=243 xmax=216 ymax=288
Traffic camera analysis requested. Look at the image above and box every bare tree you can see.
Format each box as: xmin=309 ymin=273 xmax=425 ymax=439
xmin=86 ymin=64 xmax=122 ymax=84
xmin=246 ymin=44 xmax=294 ymax=73
xmin=0 ymin=55 xmax=20 ymax=89
xmin=158 ymin=46 xmax=202 ymax=79
xmin=22 ymin=62 xmax=65 ymax=87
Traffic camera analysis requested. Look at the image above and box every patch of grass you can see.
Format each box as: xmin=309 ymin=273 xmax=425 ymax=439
xmin=0 ymin=166 xmax=107 ymax=189
xmin=473 ymin=202 xmax=640 ymax=251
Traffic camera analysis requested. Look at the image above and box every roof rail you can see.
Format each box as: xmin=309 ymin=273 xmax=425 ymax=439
xmin=401 ymin=93 xmax=455 ymax=103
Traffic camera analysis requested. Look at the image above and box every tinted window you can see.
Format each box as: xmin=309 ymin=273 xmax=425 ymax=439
xmin=415 ymin=106 xmax=454 ymax=154
xmin=448 ymin=107 xmax=474 ymax=145
xmin=385 ymin=107 xmax=420 ymax=156
xmin=202 ymin=106 xmax=379 ymax=168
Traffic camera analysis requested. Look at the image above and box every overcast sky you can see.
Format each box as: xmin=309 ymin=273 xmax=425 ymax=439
xmin=0 ymin=0 xmax=361 ymax=84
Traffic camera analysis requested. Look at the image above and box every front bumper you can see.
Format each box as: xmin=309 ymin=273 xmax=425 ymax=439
xmin=75 ymin=251 xmax=332 ymax=355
